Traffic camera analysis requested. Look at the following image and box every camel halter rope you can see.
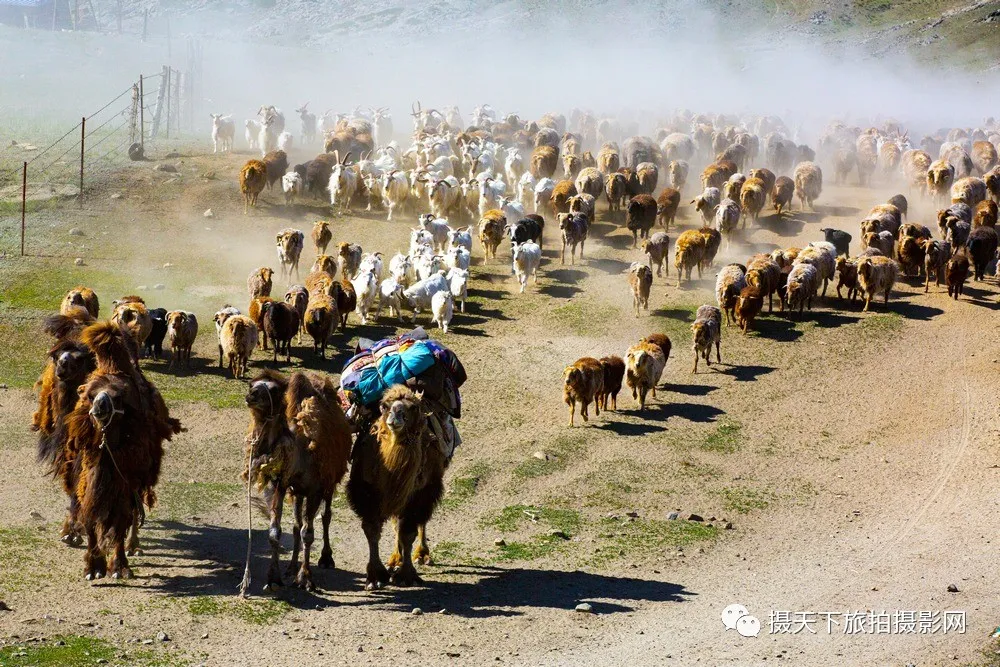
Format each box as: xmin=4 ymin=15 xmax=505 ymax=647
xmin=238 ymin=386 xmax=276 ymax=598
xmin=89 ymin=398 xmax=145 ymax=528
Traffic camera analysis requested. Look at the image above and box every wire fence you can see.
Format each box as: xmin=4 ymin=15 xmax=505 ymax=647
xmin=1 ymin=49 xmax=203 ymax=257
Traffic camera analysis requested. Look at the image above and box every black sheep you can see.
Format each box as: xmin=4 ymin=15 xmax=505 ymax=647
xmin=143 ymin=308 xmax=168 ymax=360
xmin=261 ymin=301 xmax=299 ymax=364
xmin=626 ymin=194 xmax=658 ymax=247
xmin=507 ymin=216 xmax=544 ymax=254
xmin=966 ymin=226 xmax=998 ymax=280
xmin=819 ymin=228 xmax=852 ymax=257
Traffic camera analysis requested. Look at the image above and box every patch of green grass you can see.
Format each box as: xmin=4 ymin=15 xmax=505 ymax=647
xmin=145 ymin=369 xmax=247 ymax=409
xmin=512 ymin=433 xmax=584 ymax=480
xmin=590 ymin=517 xmax=718 ymax=567
xmin=548 ymin=300 xmax=622 ymax=336
xmin=701 ymin=420 xmax=742 ymax=453
xmin=441 ymin=461 xmax=492 ymax=510
xmin=0 ymin=525 xmax=48 ymax=593
xmin=0 ymin=635 xmax=185 ymax=666
xmin=856 ymin=312 xmax=904 ymax=336
xmin=494 ymin=534 xmax=565 ymax=562
xmin=579 ymin=459 xmax=651 ymax=509
xmin=153 ymin=481 xmax=241 ymax=521
xmin=430 ymin=541 xmax=466 ymax=564
xmin=483 ymin=504 xmax=581 ymax=535
xmin=187 ymin=596 xmax=291 ymax=625
xmin=717 ymin=487 xmax=776 ymax=514
xmin=0 ymin=317 xmax=48 ymax=388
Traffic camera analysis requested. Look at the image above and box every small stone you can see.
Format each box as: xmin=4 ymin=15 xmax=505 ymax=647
xmin=411 ymin=608 xmax=423 ymax=616
xmin=0 ymin=601 xmax=11 ymax=611
xmin=54 ymin=639 xmax=64 ymax=645
xmin=142 ymin=639 xmax=154 ymax=645
xmin=724 ymin=522 xmax=734 ymax=530
xmin=162 ymin=263 xmax=174 ymax=269
xmin=137 ymin=285 xmax=147 ymax=290
xmin=96 ymin=659 xmax=108 ymax=664
xmin=203 ymin=208 xmax=214 ymax=218
xmin=708 ymin=516 xmax=717 ymax=522
xmin=156 ymin=631 xmax=170 ymax=642
xmin=201 ymin=171 xmax=217 ymax=180
xmin=494 ymin=538 xmax=506 ymax=547
xmin=687 ymin=513 xmax=704 ymax=522
xmin=153 ymin=284 xmax=165 ymax=290
xmin=947 ymin=584 xmax=959 ymax=593
xmin=68 ymin=228 xmax=84 ymax=236
xmin=549 ymin=530 xmax=570 ymax=540
xmin=625 ymin=511 xmax=639 ymax=518
xmin=110 ymin=193 xmax=123 ymax=200
xmin=74 ymin=258 xmax=84 ymax=266
xmin=574 ymin=603 xmax=593 ymax=613
xmin=532 ymin=451 xmax=552 ymax=461
xmin=29 ymin=511 xmax=43 ymax=520
xmin=357 ymin=645 xmax=364 ymax=652
xmin=438 ymin=609 xmax=447 ymax=615
xmin=153 ymin=163 xmax=178 ymax=173
xmin=667 ymin=512 xmax=679 ymax=520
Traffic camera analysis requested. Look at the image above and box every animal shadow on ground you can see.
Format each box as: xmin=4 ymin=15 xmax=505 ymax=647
xmin=751 ymin=315 xmax=802 ymax=342
xmin=888 ymin=301 xmax=943 ymax=321
xmin=816 ymin=204 xmax=861 ymax=218
xmin=663 ymin=382 xmax=717 ymax=396
xmin=659 ymin=401 xmax=725 ymax=423
xmin=597 ymin=416 xmax=666 ymax=436
xmin=651 ymin=307 xmax=694 ymax=322
xmin=604 ymin=233 xmax=639 ymax=251
xmin=717 ymin=364 xmax=775 ymax=382
xmin=589 ymin=258 xmax=631 ymax=275
xmin=540 ymin=284 xmax=582 ymax=298
xmin=588 ymin=221 xmax=619 ymax=239
xmin=791 ymin=210 xmax=825 ymax=224
xmin=961 ymin=284 xmax=1000 ymax=309
xmin=756 ymin=214 xmax=805 ymax=237
xmin=139 ymin=522 xmax=694 ymax=617
xmin=542 ymin=268 xmax=587 ymax=298
xmin=808 ymin=310 xmax=861 ymax=329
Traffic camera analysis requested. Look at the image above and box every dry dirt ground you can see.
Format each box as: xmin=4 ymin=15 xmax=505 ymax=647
xmin=1 ymin=144 xmax=1000 ymax=666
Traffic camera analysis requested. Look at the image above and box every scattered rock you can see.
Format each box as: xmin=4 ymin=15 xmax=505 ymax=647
xmin=203 ymin=208 xmax=214 ymax=218
xmin=156 ymin=631 xmax=170 ymax=642
xmin=96 ymin=659 xmax=108 ymax=664
xmin=532 ymin=451 xmax=554 ymax=461
xmin=201 ymin=171 xmax=217 ymax=180
xmin=68 ymin=228 xmax=84 ymax=236
xmin=687 ymin=513 xmax=704 ymax=522
xmin=411 ymin=608 xmax=423 ymax=616
xmin=357 ymin=645 xmax=363 ymax=652
xmin=110 ymin=193 xmax=123 ymax=200
xmin=667 ymin=512 xmax=679 ymax=520
xmin=549 ymin=529 xmax=570 ymax=540
xmin=985 ymin=9 xmax=1000 ymax=22
xmin=0 ymin=601 xmax=10 ymax=611
xmin=574 ymin=603 xmax=593 ymax=613
xmin=153 ymin=163 xmax=178 ymax=173
xmin=153 ymin=284 xmax=165 ymax=290
xmin=724 ymin=522 xmax=734 ymax=530
xmin=29 ymin=511 xmax=43 ymax=520
xmin=625 ymin=511 xmax=639 ymax=518
xmin=438 ymin=609 xmax=447 ymax=615
xmin=493 ymin=538 xmax=506 ymax=547
xmin=137 ymin=285 xmax=147 ymax=290
xmin=947 ymin=583 xmax=959 ymax=593
xmin=141 ymin=639 xmax=154 ymax=645
xmin=162 ymin=263 xmax=174 ymax=269
xmin=74 ymin=258 xmax=85 ymax=266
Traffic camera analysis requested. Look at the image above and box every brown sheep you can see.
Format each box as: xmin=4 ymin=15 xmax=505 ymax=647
xmin=772 ymin=176 xmax=794 ymax=215
xmin=691 ymin=305 xmax=722 ymax=373
xmin=967 ymin=225 xmax=998 ymax=280
xmin=626 ymin=194 xmax=658 ymax=247
xmin=562 ymin=357 xmax=605 ymax=426
xmin=581 ymin=151 xmax=597 ymax=170
xmin=310 ymin=254 xmax=338 ymax=278
xmin=675 ymin=229 xmax=706 ymax=286
xmin=985 ymin=165 xmax=1000 ymax=202
xmin=887 ymin=193 xmax=908 ymax=218
xmin=833 ymin=147 xmax=856 ymax=185
xmin=641 ymin=332 xmax=672 ymax=362
xmin=902 ymin=149 xmax=932 ymax=194
xmin=855 ymin=135 xmax=877 ymax=187
xmin=303 ymin=293 xmax=337 ymax=358
xmin=699 ymin=227 xmax=722 ymax=270
xmin=219 ymin=314 xmax=256 ymax=378
xmin=165 ymin=311 xmax=198 ymax=369
xmin=61 ymin=286 xmax=99 ymax=318
xmin=700 ymin=164 xmax=727 ymax=191
xmin=857 ymin=255 xmax=899 ymax=311
xmin=111 ymin=297 xmax=152 ymax=347
xmin=974 ymin=200 xmax=998 ymax=227
xmin=338 ymin=241 xmax=363 ymax=279
xmin=896 ymin=233 xmax=926 ymax=277
xmin=261 ymin=300 xmax=299 ymax=363
xmin=550 ymin=180 xmax=578 ymax=216
xmin=240 ymin=159 xmax=268 ymax=213
xmin=746 ymin=254 xmax=782 ymax=312
xmin=835 ymin=256 xmax=859 ymax=303
xmin=597 ymin=144 xmax=620 ymax=174
xmin=627 ymin=262 xmax=654 ymax=316
xmin=569 ymin=193 xmax=597 ymax=226
xmin=311 ymin=220 xmax=332 ymax=255
xmin=972 ymin=141 xmax=998 ymax=175
xmin=346 ymin=385 xmax=447 ymax=589
xmin=562 ymin=153 xmax=582 ymax=180
xmin=656 ymin=188 xmax=681 ymax=228
xmin=793 ymin=162 xmax=823 ymax=210
xmin=243 ymin=370 xmax=351 ymax=591
xmin=636 ymin=162 xmax=658 ymax=194
xmin=668 ymin=160 xmax=689 ymax=191
xmin=249 ymin=296 xmax=274 ymax=350
xmin=739 ymin=177 xmax=767 ymax=227
xmin=247 ymin=266 xmax=274 ymax=300
xmin=927 ymin=159 xmax=955 ymax=204
xmin=478 ymin=209 xmax=507 ymax=261
xmin=922 ymin=239 xmax=950 ymax=292
xmin=643 ymin=232 xmax=670 ymax=278
xmin=735 ymin=285 xmax=763 ymax=333
xmin=284 ymin=285 xmax=309 ymax=342
xmin=575 ymin=167 xmax=604 ymax=200
xmin=597 ymin=356 xmax=626 ymax=411
xmin=276 ymin=228 xmax=305 ymax=281
xmin=946 ymin=251 xmax=970 ymax=299
xmin=951 ymin=176 xmax=988 ymax=208
xmin=605 ymin=172 xmax=627 ymax=212
xmin=715 ymin=263 xmax=746 ymax=326
xmin=624 ymin=341 xmax=666 ymax=411
xmin=748 ymin=168 xmax=776 ymax=201
xmin=263 ymin=149 xmax=289 ymax=190
xmin=558 ymin=212 xmax=588 ymax=264
xmin=530 ymin=145 xmax=559 ymax=179
xmin=336 ymin=280 xmax=355 ymax=328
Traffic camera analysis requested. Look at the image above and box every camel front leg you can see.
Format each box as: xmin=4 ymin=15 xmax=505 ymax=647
xmin=84 ymin=525 xmax=106 ymax=581
xmin=413 ymin=524 xmax=433 ymax=565
xmin=362 ymin=518 xmax=389 ymax=591
xmin=386 ymin=517 xmax=403 ymax=570
xmin=286 ymin=495 xmax=303 ymax=578
xmin=264 ymin=484 xmax=285 ymax=591
xmin=318 ymin=494 xmax=335 ymax=569
xmin=390 ymin=517 xmax=420 ymax=587
xmin=125 ymin=512 xmax=142 ymax=556
xmin=295 ymin=495 xmax=321 ymax=591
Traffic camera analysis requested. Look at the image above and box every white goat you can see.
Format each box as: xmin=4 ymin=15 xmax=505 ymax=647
xmin=328 ymin=152 xmax=357 ymax=212
xmin=512 ymin=241 xmax=541 ymax=293
xmin=351 ymin=268 xmax=378 ymax=325
xmin=375 ymin=276 xmax=405 ymax=321
xmin=414 ymin=247 xmax=445 ymax=281
xmin=444 ymin=246 xmax=471 ymax=271
xmin=381 ymin=170 xmax=409 ymax=221
xmin=447 ymin=267 xmax=469 ymax=313
xmin=419 ymin=214 xmax=452 ymax=252
xmin=277 ymin=131 xmax=294 ymax=153
xmin=478 ymin=177 xmax=507 ymax=218
xmin=518 ymin=172 xmax=537 ymax=210
xmin=505 ymin=149 xmax=525 ymax=189
xmin=534 ymin=178 xmax=556 ymax=214
xmin=210 ymin=114 xmax=235 ymax=153
xmin=358 ymin=252 xmax=384 ymax=283
xmin=281 ymin=172 xmax=303 ymax=205
xmin=447 ymin=226 xmax=473 ymax=252
xmin=431 ymin=291 xmax=454 ymax=333
xmin=499 ymin=196 xmax=525 ymax=225
xmin=403 ymin=270 xmax=449 ymax=319
xmin=389 ymin=252 xmax=416 ymax=287
xmin=409 ymin=228 xmax=434 ymax=256
xmin=245 ymin=119 xmax=261 ymax=149
xmin=258 ymin=116 xmax=278 ymax=157
xmin=427 ymin=177 xmax=461 ymax=220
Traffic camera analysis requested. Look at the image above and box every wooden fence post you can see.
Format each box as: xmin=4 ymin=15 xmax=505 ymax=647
xmin=151 ymin=65 xmax=167 ymax=138
xmin=139 ymin=74 xmax=145 ymax=149
xmin=21 ymin=161 xmax=27 ymax=256
xmin=79 ymin=116 xmax=85 ymax=208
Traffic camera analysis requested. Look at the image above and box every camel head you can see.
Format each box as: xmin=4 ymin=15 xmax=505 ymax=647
xmin=379 ymin=387 xmax=423 ymax=436
xmin=52 ymin=340 xmax=94 ymax=383
xmin=245 ymin=376 xmax=285 ymax=420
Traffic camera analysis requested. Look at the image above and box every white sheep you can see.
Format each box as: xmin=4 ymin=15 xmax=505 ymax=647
xmin=244 ymin=119 xmax=261 ymax=149
xmin=381 ymin=170 xmax=409 ymax=221
xmin=375 ymin=276 xmax=405 ymax=321
xmin=512 ymin=241 xmax=541 ymax=293
xmin=403 ymin=270 xmax=449 ymax=319
xmin=258 ymin=116 xmax=278 ymax=157
xmin=478 ymin=177 xmax=507 ymax=218
xmin=444 ymin=246 xmax=471 ymax=271
xmin=518 ymin=172 xmax=537 ymax=211
xmin=389 ymin=252 xmax=416 ymax=287
xmin=329 ymin=157 xmax=357 ymax=212
xmin=447 ymin=226 xmax=473 ymax=252
xmin=427 ymin=176 xmax=461 ymax=219
xmin=447 ymin=267 xmax=469 ymax=313
xmin=281 ymin=172 xmax=303 ymax=205
xmin=277 ymin=131 xmax=294 ymax=153
xmin=498 ymin=196 xmax=525 ymax=225
xmin=534 ymin=178 xmax=556 ymax=215
xmin=431 ymin=291 xmax=454 ymax=333
xmin=505 ymin=149 xmax=524 ymax=189
xmin=419 ymin=214 xmax=452 ymax=252
xmin=210 ymin=114 xmax=235 ymax=153
xmin=351 ymin=268 xmax=378 ymax=324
